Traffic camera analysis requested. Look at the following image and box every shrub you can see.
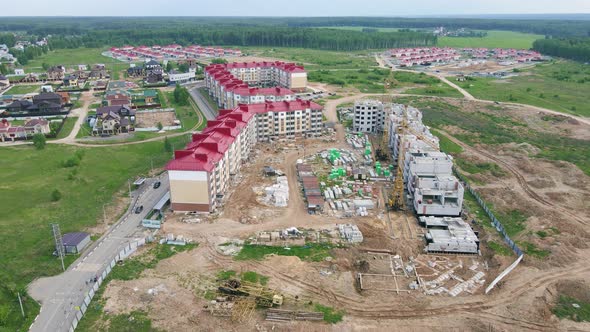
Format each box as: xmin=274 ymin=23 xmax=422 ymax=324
xmin=32 ymin=134 xmax=46 ymax=150
xmin=51 ymin=189 xmax=62 ymax=202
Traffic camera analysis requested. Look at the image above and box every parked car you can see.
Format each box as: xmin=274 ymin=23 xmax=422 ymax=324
xmin=153 ymin=181 xmax=161 ymax=189
xmin=134 ymin=205 xmax=144 ymax=214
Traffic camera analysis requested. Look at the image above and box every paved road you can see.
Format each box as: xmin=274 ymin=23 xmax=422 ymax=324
xmin=187 ymin=82 xmax=218 ymax=121
xmin=28 ymin=174 xmax=170 ymax=332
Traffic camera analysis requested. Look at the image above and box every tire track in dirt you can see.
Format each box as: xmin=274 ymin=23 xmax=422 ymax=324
xmin=437 ymin=130 xmax=589 ymax=227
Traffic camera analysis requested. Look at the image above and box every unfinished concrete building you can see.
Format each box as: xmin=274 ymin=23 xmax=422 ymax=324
xmin=420 ymin=216 xmax=479 ymax=254
xmin=352 ymin=100 xmax=386 ymax=134
xmin=388 ymin=104 xmax=464 ymax=217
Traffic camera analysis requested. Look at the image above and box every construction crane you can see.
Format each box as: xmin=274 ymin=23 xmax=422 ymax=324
xmin=388 ymin=109 xmax=409 ymax=211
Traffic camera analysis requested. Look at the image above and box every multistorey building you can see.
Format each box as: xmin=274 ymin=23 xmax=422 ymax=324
xmin=166 ymin=100 xmax=323 ymax=213
xmin=352 ymin=100 xmax=386 ymax=133
xmin=205 ymin=61 xmax=307 ymax=109
xmin=388 ymin=104 xmax=464 ymax=216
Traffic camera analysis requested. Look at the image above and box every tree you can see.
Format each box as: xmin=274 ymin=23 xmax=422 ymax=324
xmin=42 ymin=62 xmax=50 ymax=70
xmin=173 ymin=84 xmax=189 ymax=106
xmin=166 ymin=62 xmax=173 ymax=72
xmin=164 ymin=136 xmax=173 ymax=152
xmin=157 ymin=122 xmax=163 ymax=130
xmin=178 ymin=63 xmax=189 ymax=73
xmin=32 ymin=133 xmax=46 ymax=150
xmin=211 ymin=58 xmax=228 ymax=64
xmin=51 ymin=189 xmax=62 ymax=202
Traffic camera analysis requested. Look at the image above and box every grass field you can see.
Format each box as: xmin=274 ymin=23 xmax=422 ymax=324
xmin=439 ymin=30 xmax=544 ymax=49
xmin=54 ymin=116 xmax=78 ymax=139
xmin=235 ymin=243 xmax=334 ymax=262
xmin=0 ymin=138 xmax=186 ymax=331
xmin=393 ymin=71 xmax=463 ymax=97
xmin=459 ymin=61 xmax=590 ymax=117
xmin=76 ymin=243 xmax=196 ymax=332
xmin=553 ymin=295 xmax=590 ymax=322
xmin=254 ymin=47 xmax=377 ymax=70
xmin=24 ymin=48 xmax=112 ymax=71
xmin=6 ymin=84 xmax=41 ymax=95
xmin=395 ymin=97 xmax=590 ymax=176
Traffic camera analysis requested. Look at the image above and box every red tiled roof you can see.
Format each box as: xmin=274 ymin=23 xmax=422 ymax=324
xmin=165 ymin=99 xmax=320 ymax=172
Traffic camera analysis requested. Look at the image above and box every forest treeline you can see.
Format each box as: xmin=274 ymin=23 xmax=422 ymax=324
xmin=0 ymin=17 xmax=588 ymax=38
xmin=47 ymin=27 xmax=437 ymax=51
xmin=533 ymin=38 xmax=590 ymax=62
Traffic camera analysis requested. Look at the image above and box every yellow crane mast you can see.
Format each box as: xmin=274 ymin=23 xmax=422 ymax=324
xmin=388 ymin=110 xmax=408 ymax=210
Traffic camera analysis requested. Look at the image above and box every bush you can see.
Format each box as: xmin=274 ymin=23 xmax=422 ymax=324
xmin=32 ymin=134 xmax=46 ymax=150
xmin=51 ymin=189 xmax=62 ymax=202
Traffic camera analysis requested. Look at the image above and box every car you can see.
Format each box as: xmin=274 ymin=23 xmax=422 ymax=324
xmin=153 ymin=181 xmax=161 ymax=189
xmin=134 ymin=205 xmax=144 ymax=214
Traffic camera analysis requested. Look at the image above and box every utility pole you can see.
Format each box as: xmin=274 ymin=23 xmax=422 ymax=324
xmin=17 ymin=292 xmax=25 ymax=318
xmin=51 ymin=223 xmax=65 ymax=272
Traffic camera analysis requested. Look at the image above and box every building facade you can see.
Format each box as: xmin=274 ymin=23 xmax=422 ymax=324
xmin=166 ymin=100 xmax=323 ymax=213
xmin=353 ymin=100 xmax=385 ymax=133
xmin=205 ymin=61 xmax=307 ymax=109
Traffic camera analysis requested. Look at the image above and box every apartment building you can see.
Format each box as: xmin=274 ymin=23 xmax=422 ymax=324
xmin=166 ymin=99 xmax=323 ymax=213
xmin=205 ymin=61 xmax=307 ymax=109
xmin=352 ymin=100 xmax=386 ymax=133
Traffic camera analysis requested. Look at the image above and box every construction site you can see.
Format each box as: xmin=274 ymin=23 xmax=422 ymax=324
xmin=88 ymin=90 xmax=590 ymax=332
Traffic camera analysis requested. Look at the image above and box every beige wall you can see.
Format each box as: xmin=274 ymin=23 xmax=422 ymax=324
xmin=169 ymin=171 xmax=210 ymax=206
xmin=291 ymin=75 xmax=307 ymax=90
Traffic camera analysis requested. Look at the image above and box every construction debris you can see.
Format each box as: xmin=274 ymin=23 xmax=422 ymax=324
xmin=264 ymin=176 xmax=289 ymax=207
xmin=338 ymin=224 xmax=364 ymax=243
xmin=266 ymin=309 xmax=324 ymax=322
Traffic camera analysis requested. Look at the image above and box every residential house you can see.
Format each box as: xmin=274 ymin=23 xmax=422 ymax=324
xmin=89 ymin=64 xmax=108 ymax=79
xmin=131 ymin=89 xmax=158 ymax=105
xmin=94 ymin=105 xmax=135 ymax=136
xmin=106 ymin=92 xmax=131 ymax=106
xmin=14 ymin=69 xmax=25 ymax=76
xmin=6 ymin=93 xmax=64 ymax=114
xmin=19 ymin=74 xmax=38 ymax=83
xmin=57 ymin=91 xmax=71 ymax=104
xmin=0 ymin=75 xmax=10 ymax=91
xmin=63 ymin=75 xmax=79 ymax=88
xmin=24 ymin=119 xmax=51 ymax=135
xmin=127 ymin=65 xmax=144 ymax=77
xmin=47 ymin=66 xmax=66 ymax=80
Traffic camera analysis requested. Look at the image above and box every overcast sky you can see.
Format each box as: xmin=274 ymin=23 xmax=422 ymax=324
xmin=2 ymin=0 xmax=589 ymax=16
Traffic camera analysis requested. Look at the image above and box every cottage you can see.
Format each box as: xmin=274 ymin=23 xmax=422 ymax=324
xmin=14 ymin=69 xmax=25 ymax=76
xmin=63 ymin=75 xmax=79 ymax=88
xmin=94 ymin=105 xmax=135 ymax=135
xmin=24 ymin=119 xmax=51 ymax=135
xmin=7 ymin=92 xmax=64 ymax=114
xmin=89 ymin=64 xmax=108 ymax=79
xmin=47 ymin=66 xmax=66 ymax=80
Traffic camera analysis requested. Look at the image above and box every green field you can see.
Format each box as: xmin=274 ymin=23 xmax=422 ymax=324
xmin=0 ymin=138 xmax=187 ymax=331
xmin=254 ymin=47 xmax=377 ymax=70
xmin=24 ymin=48 xmax=113 ymax=70
xmin=6 ymin=84 xmax=41 ymax=95
xmin=395 ymin=96 xmax=590 ymax=176
xmin=54 ymin=117 xmax=78 ymax=139
xmin=439 ymin=30 xmax=544 ymax=49
xmin=459 ymin=61 xmax=590 ymax=117
xmin=393 ymin=71 xmax=463 ymax=97
xmin=235 ymin=243 xmax=334 ymax=262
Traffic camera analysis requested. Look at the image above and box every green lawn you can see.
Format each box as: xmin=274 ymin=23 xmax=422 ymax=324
xmin=235 ymin=243 xmax=334 ymax=262
xmin=0 ymin=138 xmax=185 ymax=331
xmin=429 ymin=128 xmax=463 ymax=155
xmin=24 ymin=48 xmax=112 ymax=71
xmin=164 ymin=91 xmax=205 ymax=131
xmin=553 ymin=295 xmax=590 ymax=322
xmin=459 ymin=61 xmax=590 ymax=117
xmin=395 ymin=96 xmax=590 ymax=176
xmin=6 ymin=84 xmax=41 ymax=95
xmin=252 ymin=47 xmax=377 ymax=70
xmin=439 ymin=30 xmax=544 ymax=49
xmin=54 ymin=117 xmax=78 ymax=139
xmin=308 ymin=68 xmax=390 ymax=93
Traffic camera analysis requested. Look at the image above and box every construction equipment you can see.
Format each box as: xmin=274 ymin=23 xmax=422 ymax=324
xmin=388 ymin=109 xmax=409 ymax=211
xmin=375 ymin=125 xmax=390 ymax=162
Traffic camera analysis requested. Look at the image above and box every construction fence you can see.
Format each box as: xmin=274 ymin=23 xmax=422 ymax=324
xmin=68 ymin=237 xmax=147 ymax=332
xmin=453 ymin=167 xmax=524 ymax=257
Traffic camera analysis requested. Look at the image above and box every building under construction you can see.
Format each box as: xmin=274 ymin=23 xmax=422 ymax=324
xmin=420 ymin=216 xmax=480 ymax=254
xmin=387 ymin=104 xmax=464 ymax=216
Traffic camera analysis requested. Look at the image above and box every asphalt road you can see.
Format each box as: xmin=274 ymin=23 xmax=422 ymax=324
xmin=187 ymin=82 xmax=219 ymax=121
xmin=28 ymin=173 xmax=170 ymax=332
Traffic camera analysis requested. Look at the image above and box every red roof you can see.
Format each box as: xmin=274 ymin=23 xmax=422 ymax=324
xmin=165 ymin=100 xmax=320 ymax=172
